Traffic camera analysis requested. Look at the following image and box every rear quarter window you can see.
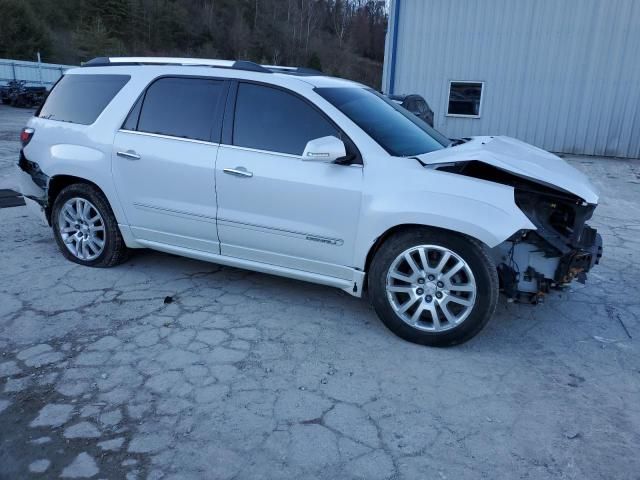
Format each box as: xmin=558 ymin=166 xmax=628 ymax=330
xmin=132 ymin=77 xmax=226 ymax=142
xmin=38 ymin=74 xmax=130 ymax=125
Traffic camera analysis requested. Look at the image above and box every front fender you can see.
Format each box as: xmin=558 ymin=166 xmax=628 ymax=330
xmin=354 ymin=167 xmax=536 ymax=270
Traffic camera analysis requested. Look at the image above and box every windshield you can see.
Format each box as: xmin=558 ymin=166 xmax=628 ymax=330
xmin=315 ymin=87 xmax=449 ymax=157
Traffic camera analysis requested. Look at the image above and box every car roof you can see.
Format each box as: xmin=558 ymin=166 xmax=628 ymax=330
xmin=71 ymin=57 xmax=365 ymax=90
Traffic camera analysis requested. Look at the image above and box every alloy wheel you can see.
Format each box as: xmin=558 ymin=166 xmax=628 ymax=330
xmin=385 ymin=244 xmax=477 ymax=332
xmin=57 ymin=197 xmax=106 ymax=261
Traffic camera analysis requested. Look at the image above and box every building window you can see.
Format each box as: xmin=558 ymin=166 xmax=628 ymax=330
xmin=447 ymin=81 xmax=483 ymax=117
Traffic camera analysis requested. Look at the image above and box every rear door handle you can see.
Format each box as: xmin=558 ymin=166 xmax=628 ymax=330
xmin=117 ymin=150 xmax=141 ymax=160
xmin=223 ymin=167 xmax=253 ymax=178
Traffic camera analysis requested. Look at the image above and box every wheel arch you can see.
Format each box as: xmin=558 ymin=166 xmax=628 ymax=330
xmin=363 ymin=224 xmax=484 ymax=276
xmin=47 ymin=175 xmax=140 ymax=249
xmin=46 ymin=175 xmax=107 ymax=224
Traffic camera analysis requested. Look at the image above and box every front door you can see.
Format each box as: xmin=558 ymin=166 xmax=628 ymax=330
xmin=215 ymin=82 xmax=362 ymax=279
xmin=112 ymin=76 xmax=228 ymax=252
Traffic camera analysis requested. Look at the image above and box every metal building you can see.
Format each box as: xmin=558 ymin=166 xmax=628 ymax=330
xmin=0 ymin=58 xmax=72 ymax=89
xmin=382 ymin=0 xmax=640 ymax=158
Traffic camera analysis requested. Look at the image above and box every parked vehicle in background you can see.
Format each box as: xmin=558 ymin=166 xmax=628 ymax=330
xmin=0 ymin=80 xmax=47 ymax=108
xmin=388 ymin=93 xmax=434 ymax=126
xmin=17 ymin=57 xmax=603 ymax=346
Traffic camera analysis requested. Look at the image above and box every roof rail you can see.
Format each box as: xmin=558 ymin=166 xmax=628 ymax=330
xmin=82 ymin=57 xmax=272 ymax=73
xmin=261 ymin=65 xmax=323 ymax=76
xmin=82 ymin=57 xmax=324 ymax=76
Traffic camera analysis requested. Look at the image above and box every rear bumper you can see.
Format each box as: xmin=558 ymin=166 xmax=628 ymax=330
xmin=16 ymin=151 xmax=50 ymax=225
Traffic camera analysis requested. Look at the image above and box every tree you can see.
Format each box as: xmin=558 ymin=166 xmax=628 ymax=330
xmin=0 ymin=0 xmax=51 ymax=60
xmin=229 ymin=10 xmax=251 ymax=59
xmin=73 ymin=17 xmax=122 ymax=61
xmin=1 ymin=0 xmax=388 ymax=88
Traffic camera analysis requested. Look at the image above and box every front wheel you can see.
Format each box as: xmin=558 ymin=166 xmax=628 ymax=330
xmin=368 ymin=228 xmax=499 ymax=347
xmin=51 ymin=183 xmax=128 ymax=267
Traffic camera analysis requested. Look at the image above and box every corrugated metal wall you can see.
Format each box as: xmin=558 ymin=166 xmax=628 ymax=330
xmin=383 ymin=0 xmax=640 ymax=158
xmin=0 ymin=58 xmax=73 ymax=88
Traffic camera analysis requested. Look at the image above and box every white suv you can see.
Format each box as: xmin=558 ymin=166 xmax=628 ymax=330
xmin=17 ymin=57 xmax=603 ymax=346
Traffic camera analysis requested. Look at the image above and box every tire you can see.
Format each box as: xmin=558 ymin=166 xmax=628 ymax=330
xmin=51 ymin=183 xmax=128 ymax=267
xmin=368 ymin=228 xmax=499 ymax=347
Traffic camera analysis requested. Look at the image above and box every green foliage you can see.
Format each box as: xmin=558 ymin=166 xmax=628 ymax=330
xmin=1 ymin=0 xmax=387 ymax=87
xmin=73 ymin=17 xmax=124 ymax=61
xmin=0 ymin=0 xmax=51 ymax=60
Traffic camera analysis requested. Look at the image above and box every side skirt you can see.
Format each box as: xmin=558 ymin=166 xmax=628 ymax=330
xmin=137 ymin=238 xmax=365 ymax=298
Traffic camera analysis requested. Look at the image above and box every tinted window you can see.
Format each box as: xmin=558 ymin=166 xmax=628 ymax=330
xmin=137 ymin=78 xmax=225 ymax=141
xmin=448 ymin=82 xmax=483 ymax=116
xmin=122 ymin=95 xmax=143 ymax=131
xmin=39 ymin=74 xmax=129 ymax=125
xmin=233 ymin=83 xmax=338 ymax=155
xmin=317 ymin=87 xmax=449 ymax=157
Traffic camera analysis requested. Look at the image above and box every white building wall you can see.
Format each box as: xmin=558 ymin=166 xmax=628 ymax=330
xmin=384 ymin=0 xmax=640 ymax=158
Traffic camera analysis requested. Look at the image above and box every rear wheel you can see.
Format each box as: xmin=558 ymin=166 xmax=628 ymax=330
xmin=368 ymin=228 xmax=498 ymax=346
xmin=51 ymin=183 xmax=128 ymax=267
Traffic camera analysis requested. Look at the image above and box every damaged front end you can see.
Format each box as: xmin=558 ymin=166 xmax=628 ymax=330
xmin=436 ymin=160 xmax=603 ymax=302
xmin=497 ymin=189 xmax=603 ymax=302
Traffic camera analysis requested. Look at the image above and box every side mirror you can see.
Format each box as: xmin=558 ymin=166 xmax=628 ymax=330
xmin=302 ymin=136 xmax=347 ymax=163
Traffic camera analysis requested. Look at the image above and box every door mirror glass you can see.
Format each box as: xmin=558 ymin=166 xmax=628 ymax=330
xmin=302 ymin=136 xmax=346 ymax=163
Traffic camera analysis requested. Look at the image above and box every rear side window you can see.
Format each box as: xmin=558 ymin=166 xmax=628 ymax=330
xmin=39 ymin=74 xmax=129 ymax=125
xmin=131 ymin=77 xmax=226 ymax=142
xmin=233 ymin=83 xmax=338 ymax=155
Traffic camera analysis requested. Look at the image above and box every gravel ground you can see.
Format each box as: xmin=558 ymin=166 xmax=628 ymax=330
xmin=1 ymin=103 xmax=639 ymax=479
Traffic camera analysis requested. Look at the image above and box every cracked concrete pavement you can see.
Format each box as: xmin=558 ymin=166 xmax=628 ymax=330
xmin=1 ymin=104 xmax=639 ymax=479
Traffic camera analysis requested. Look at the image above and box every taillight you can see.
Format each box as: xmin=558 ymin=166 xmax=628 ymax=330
xmin=20 ymin=127 xmax=34 ymax=147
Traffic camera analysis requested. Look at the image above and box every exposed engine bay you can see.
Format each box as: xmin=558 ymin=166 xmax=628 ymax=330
xmin=434 ymin=160 xmax=603 ymax=302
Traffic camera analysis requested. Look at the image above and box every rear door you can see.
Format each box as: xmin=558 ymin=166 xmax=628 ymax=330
xmin=112 ymin=76 xmax=228 ymax=252
xmin=214 ymin=81 xmax=363 ymax=279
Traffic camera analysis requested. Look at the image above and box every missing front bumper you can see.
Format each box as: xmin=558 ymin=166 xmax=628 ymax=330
xmin=493 ymin=227 xmax=603 ymax=302
xmin=555 ymin=230 xmax=603 ymax=284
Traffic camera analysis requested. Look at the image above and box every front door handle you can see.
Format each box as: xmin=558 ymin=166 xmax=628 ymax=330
xmin=117 ymin=150 xmax=141 ymax=160
xmin=223 ymin=167 xmax=253 ymax=178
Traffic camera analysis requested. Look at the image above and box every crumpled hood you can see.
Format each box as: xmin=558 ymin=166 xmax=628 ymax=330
xmin=417 ymin=136 xmax=599 ymax=204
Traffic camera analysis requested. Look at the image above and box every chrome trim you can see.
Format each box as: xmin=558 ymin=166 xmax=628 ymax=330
xmin=219 ymin=144 xmax=301 ymax=159
xmin=133 ymin=202 xmax=216 ymax=223
xmin=218 ymin=217 xmax=343 ymax=246
xmin=116 ymin=151 xmax=141 ymax=160
xmin=218 ymin=143 xmax=363 ymax=167
xmin=305 ymin=235 xmax=342 ymax=246
xmin=223 ymin=167 xmax=253 ymax=178
xmin=119 ymin=129 xmax=220 ymax=147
